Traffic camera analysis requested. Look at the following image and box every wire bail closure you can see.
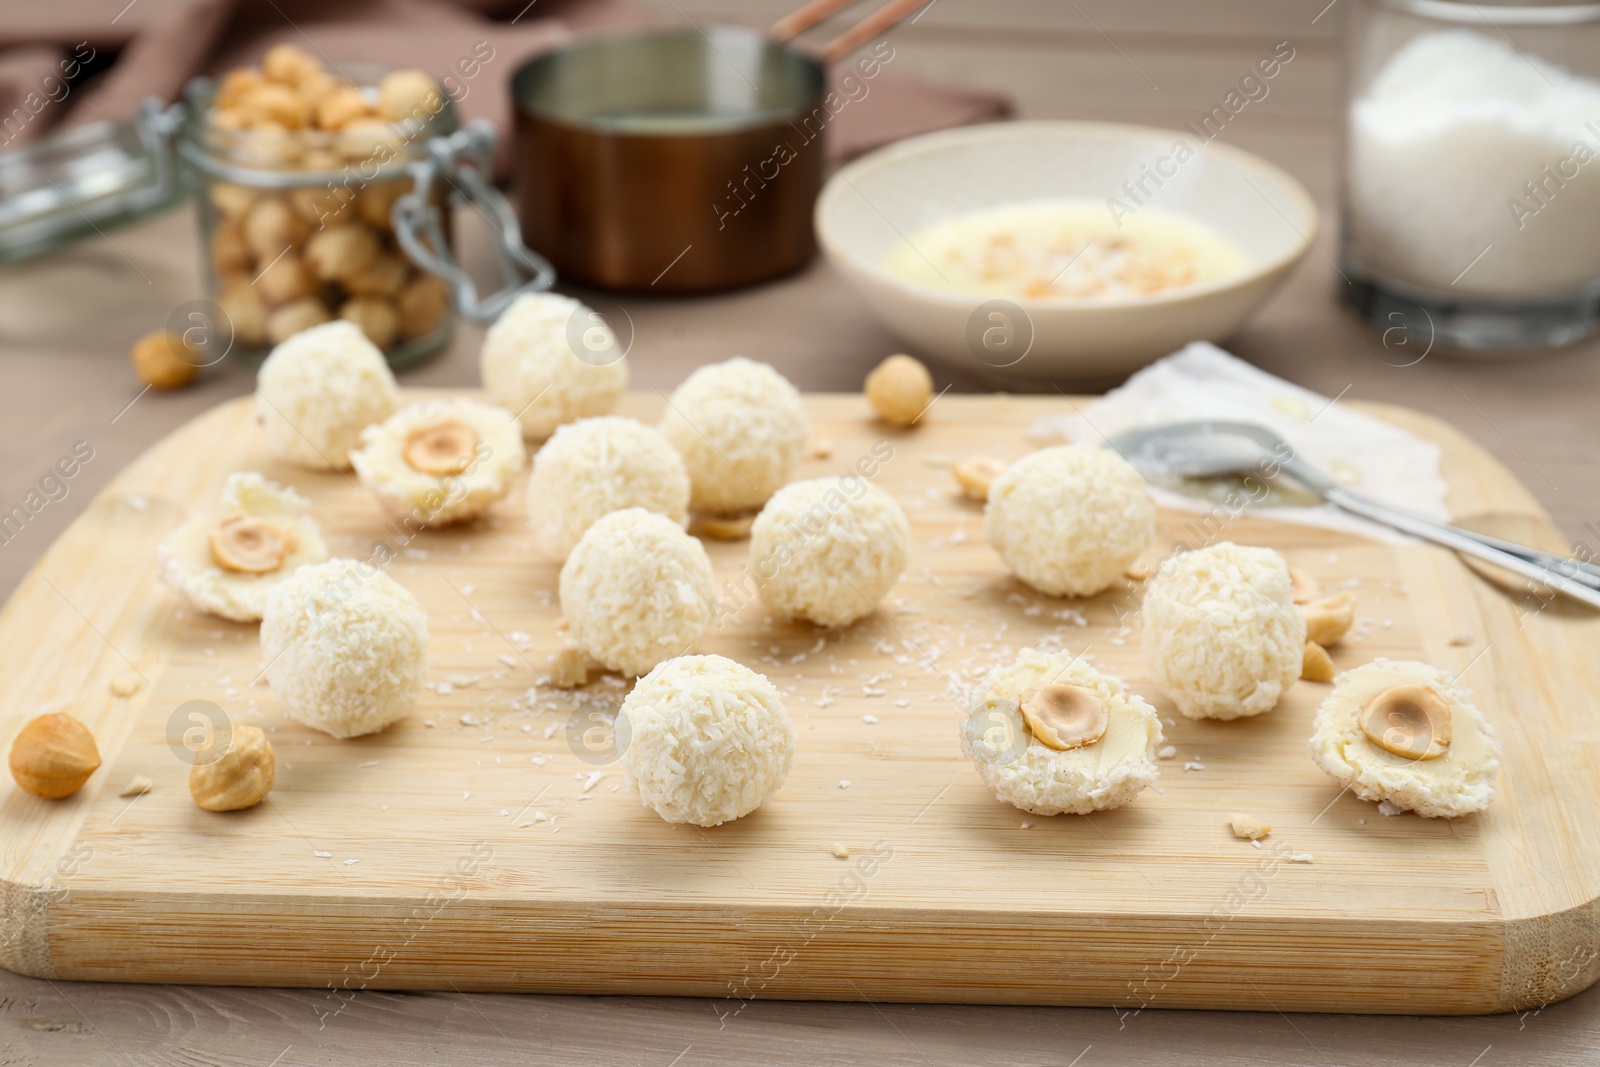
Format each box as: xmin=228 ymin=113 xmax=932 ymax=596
xmin=392 ymin=119 xmax=556 ymax=326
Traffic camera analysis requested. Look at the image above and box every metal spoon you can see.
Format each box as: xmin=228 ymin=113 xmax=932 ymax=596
xmin=1108 ymin=420 xmax=1600 ymax=609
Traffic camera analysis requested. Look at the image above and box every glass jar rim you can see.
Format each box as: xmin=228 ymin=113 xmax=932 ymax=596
xmin=177 ymin=61 xmax=459 ymax=188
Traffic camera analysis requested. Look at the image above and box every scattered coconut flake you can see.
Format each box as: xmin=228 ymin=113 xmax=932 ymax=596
xmin=838 ymin=779 xmax=851 ymax=789
xmin=1378 ymin=799 xmax=1405 ymax=816
xmin=1286 ymin=852 xmax=1314 ymax=863
xmin=862 ymin=714 xmax=879 ymax=724
xmin=582 ymin=771 xmax=605 ymax=793
xmin=313 ymin=850 xmax=332 ymax=858
xmin=1183 ymin=761 xmax=1206 ymax=772
xmin=344 ymin=858 xmax=359 ymax=866
xmin=358 ymin=760 xmax=379 ymax=768
xmin=1157 ymin=745 xmax=1177 ymax=760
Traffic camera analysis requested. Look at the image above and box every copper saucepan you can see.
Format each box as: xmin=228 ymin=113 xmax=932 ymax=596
xmin=510 ymin=0 xmax=924 ymax=294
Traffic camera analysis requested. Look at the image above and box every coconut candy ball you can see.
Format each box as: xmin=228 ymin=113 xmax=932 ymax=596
xmin=984 ymin=443 xmax=1155 ymax=598
xmin=620 ymin=654 xmax=795 ymax=826
xmin=749 ymin=476 xmax=910 ymax=628
xmin=1140 ymin=542 xmax=1305 ymax=721
xmin=559 ymin=508 xmax=716 ymax=677
xmin=260 ymin=558 xmax=428 ymax=738
xmin=255 ymin=320 xmax=398 ymax=470
xmin=528 ymin=415 xmax=690 ymax=561
xmin=350 ymin=396 xmax=524 ymax=526
xmin=479 ymin=292 xmax=628 ymax=439
xmin=961 ymin=648 xmax=1163 ymax=815
xmin=658 ymin=357 xmax=807 ymax=515
xmin=157 ymin=471 xmax=329 ymax=622
xmin=1309 ymin=659 xmax=1499 ymax=818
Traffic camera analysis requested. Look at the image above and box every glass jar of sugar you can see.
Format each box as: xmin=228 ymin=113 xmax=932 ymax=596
xmin=1342 ymin=0 xmax=1600 ymax=351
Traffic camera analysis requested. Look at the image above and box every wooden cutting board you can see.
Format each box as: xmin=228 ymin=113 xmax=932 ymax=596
xmin=2 ymin=392 xmax=1597 ymax=1015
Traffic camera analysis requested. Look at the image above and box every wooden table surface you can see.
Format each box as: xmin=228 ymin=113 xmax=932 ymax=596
xmin=3 ymin=1 xmax=1600 ymax=1063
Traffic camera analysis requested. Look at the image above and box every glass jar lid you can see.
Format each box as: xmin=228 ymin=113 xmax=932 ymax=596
xmin=0 ymin=101 xmax=184 ymax=264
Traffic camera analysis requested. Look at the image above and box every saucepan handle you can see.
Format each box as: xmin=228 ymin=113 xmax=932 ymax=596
xmin=770 ymin=0 xmax=927 ymax=63
xmin=392 ymin=119 xmax=556 ymax=326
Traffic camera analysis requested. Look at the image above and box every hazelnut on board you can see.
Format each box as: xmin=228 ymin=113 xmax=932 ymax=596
xmin=864 ymin=353 xmax=934 ymax=426
xmin=130 ymin=330 xmax=200 ymax=390
xmin=189 ymin=724 xmax=275 ymax=811
xmin=9 ymin=713 xmax=101 ymax=799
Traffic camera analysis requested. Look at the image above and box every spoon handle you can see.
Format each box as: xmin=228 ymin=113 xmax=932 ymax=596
xmin=1325 ymin=487 xmax=1600 ymax=610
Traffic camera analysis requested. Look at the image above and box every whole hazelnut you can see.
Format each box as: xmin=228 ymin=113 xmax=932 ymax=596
xmin=397 ymin=274 xmax=450 ymax=340
xmin=130 ymin=330 xmax=201 ymax=389
xmin=266 ymin=298 xmax=333 ymax=345
xmin=242 ymin=197 xmax=309 ymax=263
xmin=189 ymin=724 xmax=275 ymax=811
xmin=217 ymin=279 xmax=269 ymax=348
xmin=255 ymin=252 xmax=316 ymax=307
xmin=9 ymin=713 xmax=101 ymax=799
xmin=378 ymin=69 xmax=442 ymax=123
xmin=304 ymin=225 xmax=380 ymax=283
xmin=864 ymin=353 xmax=935 ymax=427
xmin=211 ymin=221 xmax=253 ymax=275
xmin=340 ymin=296 xmax=401 ymax=350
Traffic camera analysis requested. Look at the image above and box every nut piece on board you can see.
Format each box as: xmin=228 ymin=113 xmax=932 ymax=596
xmin=952 ymin=457 xmax=1005 ymax=502
xmin=1229 ymin=813 xmax=1271 ymax=840
xmin=1304 ymin=591 xmax=1356 ymax=646
xmin=1302 ymin=640 xmax=1336 ymax=682
xmin=9 ymin=713 xmax=101 ymax=799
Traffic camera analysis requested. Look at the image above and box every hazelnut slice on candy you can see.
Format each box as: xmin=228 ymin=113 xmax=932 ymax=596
xmin=1361 ymin=684 xmax=1452 ymax=761
xmin=1019 ymin=684 xmax=1108 ymax=751
xmin=210 ymin=514 xmax=293 ymax=574
xmin=403 ymin=421 xmax=477 ymax=475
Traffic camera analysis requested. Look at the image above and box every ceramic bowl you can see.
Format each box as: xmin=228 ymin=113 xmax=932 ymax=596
xmin=815 ymin=121 xmax=1317 ymax=384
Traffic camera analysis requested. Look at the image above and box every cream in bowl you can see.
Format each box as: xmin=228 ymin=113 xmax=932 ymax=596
xmin=816 ymin=121 xmax=1317 ymax=384
xmin=881 ymin=198 xmax=1252 ymax=302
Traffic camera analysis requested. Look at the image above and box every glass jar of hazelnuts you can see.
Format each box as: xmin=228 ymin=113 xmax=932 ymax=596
xmin=165 ymin=44 xmax=555 ymax=368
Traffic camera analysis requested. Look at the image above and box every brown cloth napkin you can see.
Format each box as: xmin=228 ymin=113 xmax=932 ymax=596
xmin=0 ymin=0 xmax=1011 ymax=168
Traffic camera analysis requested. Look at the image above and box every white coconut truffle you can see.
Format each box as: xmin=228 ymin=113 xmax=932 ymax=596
xmin=658 ymin=357 xmax=807 ymax=515
xmin=1309 ymin=659 xmax=1499 ymax=818
xmin=749 ymin=476 xmax=910 ymax=628
xmin=559 ymin=508 xmax=715 ymax=676
xmin=961 ymin=648 xmax=1163 ymax=815
xmin=157 ymin=472 xmax=328 ymax=622
xmin=1141 ymin=542 xmax=1305 ymax=721
xmin=350 ymin=396 xmax=524 ymax=526
xmin=619 ymin=654 xmax=795 ymax=826
xmin=260 ymin=558 xmax=428 ymax=738
xmin=256 ymin=320 xmax=398 ymax=470
xmin=479 ymin=292 xmax=628 ymax=439
xmin=984 ymin=444 xmax=1154 ymax=598
xmin=528 ymin=416 xmax=690 ymax=560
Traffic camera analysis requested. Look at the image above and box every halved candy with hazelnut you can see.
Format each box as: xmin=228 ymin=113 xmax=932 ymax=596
xmin=403 ymin=421 xmax=477 ymax=475
xmin=1362 ymin=684 xmax=1451 ymax=761
xmin=210 ymin=514 xmax=294 ymax=574
xmin=1019 ymin=683 xmax=1108 ymax=751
